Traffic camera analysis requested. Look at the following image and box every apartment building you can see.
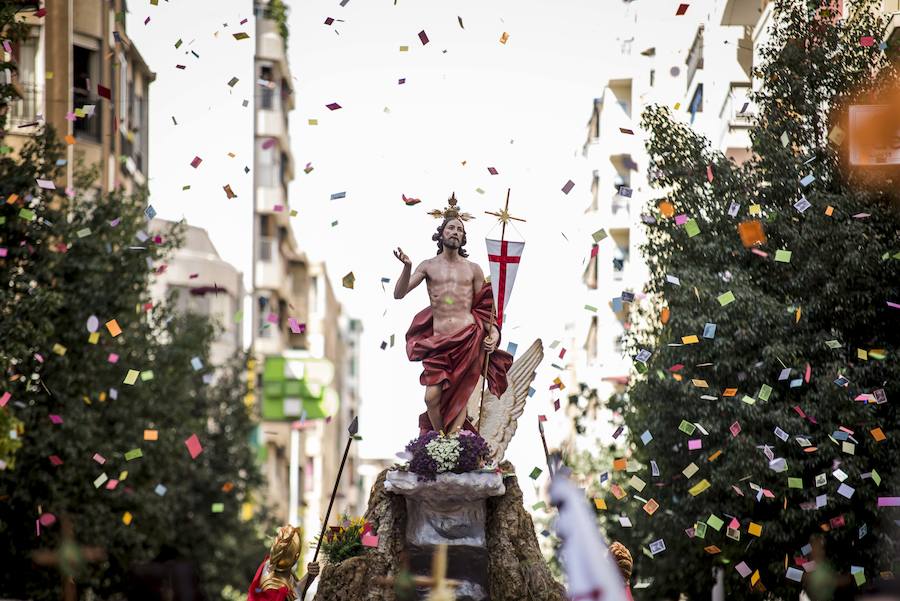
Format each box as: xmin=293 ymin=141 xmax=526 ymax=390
xmin=251 ymin=2 xmax=359 ymax=549
xmin=5 ymin=0 xmax=153 ymax=194
xmin=148 ymin=219 xmax=244 ymax=368
xmin=563 ymin=0 xmax=702 ymax=451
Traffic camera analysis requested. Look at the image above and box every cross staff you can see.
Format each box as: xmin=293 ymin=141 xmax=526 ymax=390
xmin=32 ymin=515 xmax=107 ymax=601
xmin=373 ymin=544 xmax=460 ymax=601
xmin=478 ymin=189 xmax=526 ymax=426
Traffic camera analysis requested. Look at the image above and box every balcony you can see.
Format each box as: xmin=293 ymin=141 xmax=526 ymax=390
xmin=256 ymin=186 xmax=289 ymax=225
xmin=718 ymin=82 xmax=753 ymax=159
xmin=7 ymin=83 xmax=42 ymax=129
xmin=73 ymin=90 xmax=101 ymax=142
xmin=256 ymin=108 xmax=290 ymax=153
xmin=256 ymin=237 xmax=285 ymax=291
xmin=256 ymin=16 xmax=288 ymax=71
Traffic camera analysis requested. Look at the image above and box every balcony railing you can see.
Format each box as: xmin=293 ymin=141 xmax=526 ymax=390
xmin=720 ymin=83 xmax=754 ymax=127
xmin=8 ymin=83 xmax=42 ymax=128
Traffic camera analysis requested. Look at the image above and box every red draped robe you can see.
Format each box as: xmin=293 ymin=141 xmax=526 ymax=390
xmin=406 ymin=282 xmax=513 ymax=432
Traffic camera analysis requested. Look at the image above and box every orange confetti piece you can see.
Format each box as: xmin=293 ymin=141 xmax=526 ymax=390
xmin=659 ymin=201 xmax=675 ymax=218
xmin=105 ymin=319 xmax=122 ymax=337
xmin=871 ymin=427 xmax=886 ymax=441
xmin=661 ymin=307 xmax=670 ymax=324
xmin=143 ymin=429 xmax=158 ymax=441
xmin=738 ymin=220 xmax=766 ymax=247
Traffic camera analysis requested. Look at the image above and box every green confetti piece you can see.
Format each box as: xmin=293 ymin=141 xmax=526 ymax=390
xmin=678 ymin=420 xmax=696 ymax=435
xmin=175 ymin=38 xmax=183 ymax=48
xmin=529 ymin=467 xmax=543 ymax=479
xmin=182 ymin=185 xmax=191 ymax=191
xmin=233 ymin=310 xmax=244 ymax=323
xmin=211 ymin=503 xmax=225 ymax=513
xmin=140 ymin=370 xmax=154 ymax=381
xmin=758 ymin=384 xmax=773 ymax=401
xmin=531 ymin=501 xmax=546 ymax=511
xmin=123 ymin=369 xmax=140 ymax=385
xmin=825 ymin=339 xmax=842 ymax=349
xmin=775 ymin=249 xmax=792 ymax=263
xmin=592 ymin=229 xmax=608 ymax=243
xmin=331 ymin=220 xmax=339 ymax=227
xmin=124 ymin=448 xmax=143 ymax=461
xmin=684 ymin=219 xmax=700 ymax=237
xmin=854 ymin=571 xmax=866 ymax=587
xmin=0 ymin=216 xmax=6 ymax=225
xmin=584 ymin=304 xmax=598 ymax=312
xmin=707 ymin=514 xmax=724 ymax=531
xmin=788 ymin=477 xmax=803 ymax=488
xmin=475 ymin=187 xmax=485 ymax=194
xmin=18 ymin=208 xmax=36 ymax=221
xmin=694 ymin=521 xmax=708 ymax=538
xmin=76 ymin=228 xmax=91 ymax=238
xmin=717 ymin=291 xmax=735 ymax=306
xmin=741 ymin=395 xmax=756 ymax=405
xmin=872 ymin=470 xmax=881 ymax=486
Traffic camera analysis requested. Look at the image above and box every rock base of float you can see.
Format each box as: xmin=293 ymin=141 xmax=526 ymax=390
xmin=313 ymin=463 xmax=565 ymax=601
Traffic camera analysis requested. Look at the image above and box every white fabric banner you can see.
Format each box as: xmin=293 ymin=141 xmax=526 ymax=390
xmin=485 ymin=238 xmax=525 ymax=328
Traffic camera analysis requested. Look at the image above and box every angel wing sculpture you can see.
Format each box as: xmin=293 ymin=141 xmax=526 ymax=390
xmin=466 ymin=339 xmax=543 ymax=464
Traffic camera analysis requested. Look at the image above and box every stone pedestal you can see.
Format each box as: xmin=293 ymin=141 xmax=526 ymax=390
xmin=385 ymin=470 xmax=506 ymax=601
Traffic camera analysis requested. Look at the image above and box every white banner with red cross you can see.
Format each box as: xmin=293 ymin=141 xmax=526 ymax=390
xmin=485 ymin=238 xmax=525 ymax=329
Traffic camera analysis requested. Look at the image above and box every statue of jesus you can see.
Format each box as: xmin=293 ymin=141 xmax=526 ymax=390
xmin=393 ymin=195 xmax=513 ymax=434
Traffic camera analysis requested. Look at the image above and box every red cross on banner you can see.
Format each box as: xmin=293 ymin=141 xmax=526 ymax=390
xmin=485 ymin=238 xmax=525 ymax=328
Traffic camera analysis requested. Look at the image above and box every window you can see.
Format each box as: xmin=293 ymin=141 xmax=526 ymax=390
xmin=613 ymin=245 xmax=629 ymax=280
xmin=259 ymin=65 xmax=275 ymax=110
xmin=650 ymin=69 xmax=656 ymax=87
xmin=257 ymin=140 xmax=279 ymax=188
xmin=257 ymin=294 xmax=272 ymax=338
xmin=8 ymin=35 xmax=40 ymax=127
xmin=689 ymin=83 xmax=704 ymax=124
xmin=73 ymin=44 xmax=101 ymax=141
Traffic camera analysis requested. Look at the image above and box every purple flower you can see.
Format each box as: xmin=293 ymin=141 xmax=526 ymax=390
xmin=404 ymin=431 xmax=491 ymax=481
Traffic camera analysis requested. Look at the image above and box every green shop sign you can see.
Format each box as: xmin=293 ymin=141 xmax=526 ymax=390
xmin=262 ymin=355 xmax=338 ymax=420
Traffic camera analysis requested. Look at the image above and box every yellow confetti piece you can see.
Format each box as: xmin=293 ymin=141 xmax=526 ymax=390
xmin=857 ymin=349 xmax=868 ymax=360
xmin=124 ymin=369 xmax=140 ymax=385
xmin=241 ymin=502 xmax=254 ymax=521
xmin=593 ymin=498 xmax=607 ymax=510
xmin=122 ymin=511 xmax=133 ymax=525
xmin=88 ymin=332 xmax=100 ymax=344
xmin=691 ymin=379 xmax=709 ymax=388
xmin=688 ymin=479 xmax=711 ymax=496
xmin=751 ymin=570 xmax=760 ymax=586
xmin=748 ymin=522 xmax=762 ymax=536
xmin=681 ymin=334 xmax=699 ymax=344
xmin=308 ymin=119 xmax=318 ymax=126
xmin=52 ymin=343 xmax=67 ymax=356
xmin=399 ymin=45 xmax=409 ymax=52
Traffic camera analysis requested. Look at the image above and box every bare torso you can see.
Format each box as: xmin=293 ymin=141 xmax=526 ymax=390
xmin=422 ymin=256 xmax=479 ymax=335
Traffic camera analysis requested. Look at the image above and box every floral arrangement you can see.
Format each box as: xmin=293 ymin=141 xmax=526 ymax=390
xmin=319 ymin=515 xmax=371 ymax=564
xmin=404 ymin=430 xmax=491 ymax=481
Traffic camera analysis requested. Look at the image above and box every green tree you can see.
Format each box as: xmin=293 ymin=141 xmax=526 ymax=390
xmin=0 ymin=129 xmax=270 ymax=598
xmin=587 ymin=2 xmax=900 ymax=600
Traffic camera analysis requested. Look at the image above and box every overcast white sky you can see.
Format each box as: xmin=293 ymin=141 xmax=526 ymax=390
xmin=128 ymin=0 xmax=635 ymax=497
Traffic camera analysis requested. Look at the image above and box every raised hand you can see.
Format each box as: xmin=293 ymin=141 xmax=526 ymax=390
xmin=394 ymin=247 xmax=411 ymax=266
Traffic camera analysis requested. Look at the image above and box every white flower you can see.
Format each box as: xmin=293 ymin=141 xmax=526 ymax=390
xmin=425 ymin=433 xmax=462 ymax=473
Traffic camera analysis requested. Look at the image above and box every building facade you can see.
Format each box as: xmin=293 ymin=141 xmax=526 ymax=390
xmin=148 ymin=219 xmax=244 ymax=368
xmin=251 ymin=2 xmax=359 ymax=557
xmin=5 ymin=0 xmax=153 ymax=193
xmin=565 ymin=0 xmax=900 ymax=453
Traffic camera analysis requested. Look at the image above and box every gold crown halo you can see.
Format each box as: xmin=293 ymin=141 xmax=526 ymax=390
xmin=427 ymin=193 xmax=475 ymax=221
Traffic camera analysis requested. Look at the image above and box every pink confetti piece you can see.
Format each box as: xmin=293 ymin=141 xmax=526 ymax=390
xmin=105 ymin=479 xmax=119 ymax=490
xmin=0 ymin=392 xmax=10 ymax=407
xmin=93 ymin=453 xmax=106 ymax=464
xmin=185 ymin=434 xmax=203 ymax=459
xmin=266 ymin=312 xmax=279 ymax=324
xmin=49 ymin=414 xmax=63 ymax=425
xmin=49 ymin=455 xmax=63 ymax=466
xmin=36 ymin=178 xmax=56 ymax=190
xmin=418 ymin=30 xmax=429 ymax=45
xmin=39 ymin=513 xmax=56 ymax=526
xmin=326 ymin=102 xmax=342 ymax=111
xmin=361 ymin=533 xmax=379 ymax=547
xmin=108 ymin=353 xmax=119 ymax=363
xmin=273 ymin=204 xmax=284 ymax=212
xmin=487 ymin=167 xmax=499 ymax=175
xmin=878 ymin=497 xmax=900 ymax=507
xmin=0 ymin=247 xmax=8 ymax=258
xmin=262 ymin=138 xmax=276 ymax=149
xmin=144 ymin=16 xmax=150 ymax=25
xmin=288 ymin=318 xmax=305 ymax=334
xmin=190 ymin=156 xmax=202 ymax=168
xmin=888 ymin=301 xmax=900 ymax=309
xmin=860 ymin=36 xmax=875 ymax=47
xmin=2 ymin=40 xmax=12 ymax=53
xmin=561 ymin=180 xmax=575 ymax=194
xmin=675 ymin=214 xmax=688 ymax=225
xmin=688 ymin=438 xmax=702 ymax=450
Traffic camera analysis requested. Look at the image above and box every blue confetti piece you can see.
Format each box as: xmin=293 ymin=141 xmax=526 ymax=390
xmin=527 ymin=386 xmax=535 ymax=398
xmin=191 ymin=357 xmax=203 ymax=371
xmin=612 ymin=297 xmax=623 ymax=312
xmin=506 ymin=342 xmax=518 ymax=357
xmin=703 ymin=322 xmax=716 ymax=339
xmin=330 ymin=191 xmax=346 ymax=200
xmin=800 ymin=174 xmax=815 ymax=187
